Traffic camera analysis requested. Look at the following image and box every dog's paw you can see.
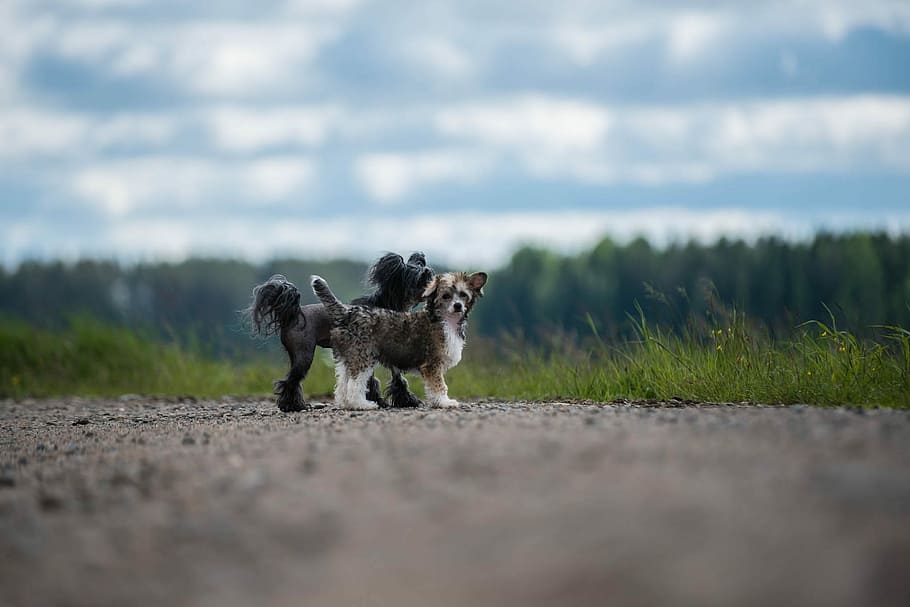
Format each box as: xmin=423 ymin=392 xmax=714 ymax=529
xmin=388 ymin=390 xmax=423 ymax=408
xmin=275 ymin=383 xmax=307 ymax=412
xmin=277 ymin=399 xmax=307 ymax=413
xmin=431 ymin=397 xmax=459 ymax=408
xmin=346 ymin=400 xmax=379 ymax=411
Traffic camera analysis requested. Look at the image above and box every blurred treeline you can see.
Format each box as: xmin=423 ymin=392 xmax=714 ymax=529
xmin=1 ymin=232 xmax=908 ymax=358
xmin=484 ymin=232 xmax=910 ymax=343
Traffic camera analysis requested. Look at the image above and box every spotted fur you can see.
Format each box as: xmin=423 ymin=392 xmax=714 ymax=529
xmin=311 ymin=271 xmax=487 ymax=410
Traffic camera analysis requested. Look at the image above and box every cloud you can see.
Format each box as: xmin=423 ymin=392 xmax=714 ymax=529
xmin=401 ymin=36 xmax=474 ymax=80
xmin=0 ymin=107 xmax=181 ymax=158
xmin=70 ymin=156 xmax=316 ymax=216
xmin=542 ymin=1 xmax=910 ymax=67
xmin=0 ymin=108 xmax=89 ymax=158
xmin=436 ymin=95 xmax=612 ymax=151
xmin=170 ymin=23 xmax=339 ymax=96
xmin=244 ymin=156 xmax=317 ymax=200
xmin=667 ymin=12 xmax=727 ymax=64
xmin=283 ymin=0 xmax=364 ymax=17
xmin=355 ymin=148 xmax=493 ymax=203
xmin=56 ymin=0 xmax=148 ymax=8
xmin=2 ymin=0 xmax=910 ymax=270
xmin=5 ymin=93 xmax=909 ymax=197
xmin=34 ymin=18 xmax=340 ymax=98
xmin=207 ymin=105 xmax=343 ymax=152
xmin=9 ymin=207 xmax=910 ymax=270
xmin=431 ymin=94 xmax=910 ymax=187
xmin=700 ymin=96 xmax=910 ymax=171
xmin=549 ymin=22 xmax=652 ymax=66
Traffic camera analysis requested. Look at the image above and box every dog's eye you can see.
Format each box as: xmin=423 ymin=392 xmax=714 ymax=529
xmin=458 ymin=291 xmax=468 ymax=299
xmin=441 ymin=293 xmax=452 ymax=300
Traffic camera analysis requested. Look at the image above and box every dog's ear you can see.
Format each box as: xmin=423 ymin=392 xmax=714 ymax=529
xmin=368 ymin=252 xmax=405 ymax=286
xmin=421 ymin=275 xmax=438 ymax=299
xmin=467 ymin=272 xmax=487 ymax=297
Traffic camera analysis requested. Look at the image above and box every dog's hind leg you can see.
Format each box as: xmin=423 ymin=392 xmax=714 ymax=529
xmin=342 ymin=365 xmax=379 ymax=410
xmin=365 ymin=374 xmax=389 ymax=408
xmin=386 ymin=370 xmax=423 ymax=408
xmin=275 ymin=347 xmax=314 ymax=412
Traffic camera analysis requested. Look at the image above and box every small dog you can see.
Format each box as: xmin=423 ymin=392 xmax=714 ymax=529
xmin=311 ymin=270 xmax=487 ymax=410
xmin=247 ymin=252 xmax=433 ymax=412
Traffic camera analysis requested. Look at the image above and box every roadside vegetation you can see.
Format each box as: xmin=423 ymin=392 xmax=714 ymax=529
xmin=450 ymin=308 xmax=910 ymax=408
xmin=3 ymin=313 xmax=908 ymax=408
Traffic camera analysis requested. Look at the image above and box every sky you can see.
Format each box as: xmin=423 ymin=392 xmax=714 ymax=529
xmin=1 ymin=0 xmax=909 ymax=269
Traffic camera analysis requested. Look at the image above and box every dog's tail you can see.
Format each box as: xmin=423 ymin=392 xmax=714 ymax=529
xmin=311 ymin=275 xmax=346 ymax=321
xmin=245 ymin=274 xmax=302 ymax=337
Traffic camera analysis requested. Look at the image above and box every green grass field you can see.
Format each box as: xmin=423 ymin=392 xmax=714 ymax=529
xmin=2 ymin=315 xmax=908 ymax=408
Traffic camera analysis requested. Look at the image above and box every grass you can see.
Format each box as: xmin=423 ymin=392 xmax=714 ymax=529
xmin=2 ymin=314 xmax=908 ymax=408
xmin=0 ymin=318 xmax=335 ymax=400
xmin=448 ymin=309 xmax=910 ymax=408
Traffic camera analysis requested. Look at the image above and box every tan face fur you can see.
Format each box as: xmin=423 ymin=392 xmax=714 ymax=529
xmin=422 ymin=271 xmax=487 ymax=319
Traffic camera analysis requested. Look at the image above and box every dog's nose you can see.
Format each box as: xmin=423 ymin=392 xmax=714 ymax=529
xmin=453 ymin=301 xmax=463 ymax=312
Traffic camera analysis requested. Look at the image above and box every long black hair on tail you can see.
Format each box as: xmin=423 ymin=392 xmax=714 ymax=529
xmin=246 ymin=274 xmax=302 ymax=336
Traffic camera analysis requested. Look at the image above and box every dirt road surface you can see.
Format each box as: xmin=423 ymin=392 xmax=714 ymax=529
xmin=1 ymin=397 xmax=909 ymax=607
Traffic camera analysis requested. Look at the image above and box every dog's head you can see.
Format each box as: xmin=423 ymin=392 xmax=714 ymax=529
xmin=422 ymin=271 xmax=487 ymax=320
xmin=367 ymin=251 xmax=434 ymax=311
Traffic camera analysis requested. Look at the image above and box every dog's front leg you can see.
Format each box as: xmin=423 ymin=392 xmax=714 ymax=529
xmin=420 ymin=366 xmax=458 ymax=408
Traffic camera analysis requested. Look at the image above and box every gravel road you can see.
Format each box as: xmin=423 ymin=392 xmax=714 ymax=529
xmin=1 ymin=397 xmax=909 ymax=607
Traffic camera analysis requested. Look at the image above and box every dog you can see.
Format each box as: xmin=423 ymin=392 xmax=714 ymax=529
xmin=247 ymin=252 xmax=433 ymax=412
xmin=311 ymin=270 xmax=487 ymax=410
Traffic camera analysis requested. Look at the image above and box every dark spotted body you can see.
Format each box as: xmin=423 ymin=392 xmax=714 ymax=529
xmin=333 ymin=306 xmax=442 ymax=375
xmin=312 ymin=271 xmax=487 ymax=409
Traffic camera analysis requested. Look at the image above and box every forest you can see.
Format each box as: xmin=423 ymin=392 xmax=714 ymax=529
xmin=2 ymin=232 xmax=909 ymax=358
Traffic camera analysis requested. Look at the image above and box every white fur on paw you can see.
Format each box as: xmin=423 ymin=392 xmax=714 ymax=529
xmin=432 ymin=397 xmax=459 ymax=408
xmin=346 ymin=400 xmax=379 ymax=410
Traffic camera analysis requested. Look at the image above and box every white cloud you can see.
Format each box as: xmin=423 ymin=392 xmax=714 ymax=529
xmin=541 ymin=1 xmax=910 ymax=67
xmin=0 ymin=107 xmax=181 ymax=158
xmin=355 ymin=148 xmax=493 ymax=203
xmin=667 ymin=12 xmax=727 ymax=64
xmin=0 ymin=108 xmax=89 ymax=157
xmin=0 ymin=3 xmax=55 ymax=102
xmin=402 ymin=36 xmax=474 ymax=80
xmin=70 ymin=156 xmax=316 ymax=216
xmin=811 ymin=1 xmax=910 ymax=41
xmin=207 ymin=105 xmax=342 ymax=152
xmin=110 ymin=43 xmax=160 ymax=76
xmin=701 ymin=96 xmax=910 ymax=171
xmin=34 ymin=18 xmax=339 ymax=97
xmin=283 ymin=0 xmax=364 ymax=17
xmin=171 ymin=23 xmax=338 ymax=96
xmin=244 ymin=157 xmax=316 ymax=200
xmin=57 ymin=0 xmax=148 ymax=8
xmin=431 ymin=94 xmax=910 ymax=186
xmin=10 ymin=207 xmax=910 ymax=270
xmin=549 ymin=22 xmax=652 ymax=66
xmin=56 ymin=20 xmax=131 ymax=60
xmin=92 ymin=114 xmax=179 ymax=147
xmin=436 ymin=96 xmax=611 ymax=151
